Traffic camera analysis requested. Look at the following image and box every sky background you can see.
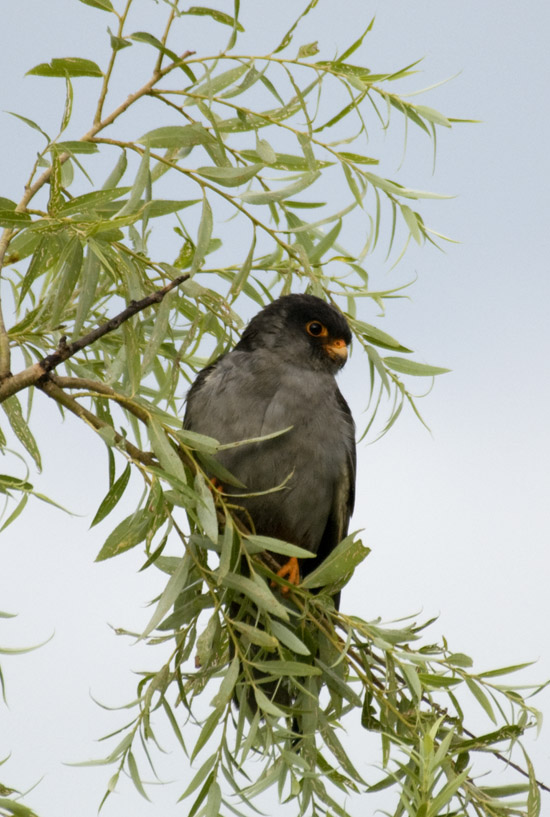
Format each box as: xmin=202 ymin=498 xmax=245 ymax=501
xmin=1 ymin=1 xmax=550 ymax=815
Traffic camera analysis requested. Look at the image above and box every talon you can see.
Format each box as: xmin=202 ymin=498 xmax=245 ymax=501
xmin=271 ymin=556 xmax=300 ymax=595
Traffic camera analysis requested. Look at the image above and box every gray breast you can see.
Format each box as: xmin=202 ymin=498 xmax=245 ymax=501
xmin=184 ymin=349 xmax=350 ymax=552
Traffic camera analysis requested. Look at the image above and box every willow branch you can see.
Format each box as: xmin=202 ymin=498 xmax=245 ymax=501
xmin=0 ymin=273 xmax=189 ymax=402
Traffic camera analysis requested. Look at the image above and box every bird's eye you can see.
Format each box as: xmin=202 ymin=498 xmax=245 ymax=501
xmin=306 ymin=320 xmax=327 ymax=337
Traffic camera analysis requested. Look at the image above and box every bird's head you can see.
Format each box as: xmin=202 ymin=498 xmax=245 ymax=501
xmin=236 ymin=294 xmax=352 ymax=373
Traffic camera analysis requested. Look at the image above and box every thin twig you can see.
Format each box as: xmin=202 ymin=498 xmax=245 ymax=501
xmin=94 ymin=0 xmax=134 ymax=125
xmin=0 ymin=273 xmax=189 ymax=402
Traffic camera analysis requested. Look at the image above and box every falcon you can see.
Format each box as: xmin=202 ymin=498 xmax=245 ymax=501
xmin=184 ymin=293 xmax=356 ymax=599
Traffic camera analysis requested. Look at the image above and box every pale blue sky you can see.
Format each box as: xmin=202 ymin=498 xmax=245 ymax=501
xmin=1 ymin=1 xmax=550 ymax=814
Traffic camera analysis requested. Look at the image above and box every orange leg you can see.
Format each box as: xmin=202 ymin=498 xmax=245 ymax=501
xmin=271 ymin=556 xmax=300 ymax=595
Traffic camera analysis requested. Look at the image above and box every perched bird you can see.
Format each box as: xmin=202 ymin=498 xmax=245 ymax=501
xmin=184 ymin=294 xmax=356 ymax=597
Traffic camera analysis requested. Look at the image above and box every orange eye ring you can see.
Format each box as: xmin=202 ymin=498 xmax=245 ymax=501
xmin=306 ymin=320 xmax=328 ymax=337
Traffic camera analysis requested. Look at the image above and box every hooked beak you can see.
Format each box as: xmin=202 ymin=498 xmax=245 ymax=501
xmin=325 ymin=338 xmax=348 ymax=363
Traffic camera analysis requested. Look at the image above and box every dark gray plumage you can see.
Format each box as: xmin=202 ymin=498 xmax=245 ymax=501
xmin=184 ymin=294 xmax=355 ymax=589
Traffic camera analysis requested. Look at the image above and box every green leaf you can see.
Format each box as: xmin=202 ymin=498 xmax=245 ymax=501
xmin=240 ymin=171 xmax=320 ymax=204
xmin=194 ymin=472 xmax=218 ymax=542
xmin=302 ymin=534 xmax=369 ymax=589
xmin=185 ymin=65 xmax=249 ymax=105
xmin=183 ymin=6 xmax=244 ymax=31
xmin=77 ymin=0 xmax=114 ymax=10
xmin=253 ymin=660 xmax=320 ymax=677
xmin=178 ymin=753 xmax=217 ymax=801
xmin=141 ymin=555 xmax=191 ymax=638
xmin=6 ymin=111 xmax=50 ymax=142
xmin=222 ymin=573 xmax=290 ymax=621
xmin=231 ymin=620 xmax=278 ymax=650
xmin=297 ymin=41 xmax=319 ymax=59
xmin=270 ymin=620 xmax=310 ymax=655
xmin=197 ymin=163 xmax=263 ymax=187
xmin=465 ymin=677 xmax=497 ymax=723
xmin=51 ymin=140 xmax=99 ymax=154
xmin=49 ymin=237 xmax=84 ymax=328
xmin=91 ymin=464 xmax=131 ymax=527
xmin=176 ymin=428 xmax=219 ymax=454
xmin=148 ymin=419 xmax=187 ymax=483
xmin=60 ymin=75 xmax=73 ymax=133
xmin=190 ymin=195 xmax=213 ymax=274
xmin=383 ymin=357 xmax=450 ymax=376
xmin=254 ymin=687 xmax=287 ymax=718
xmin=129 ymin=32 xmax=194 ymax=79
xmin=117 ymin=146 xmax=150 ymax=217
xmin=127 ymin=752 xmax=150 ymax=801
xmin=27 ymin=57 xmax=103 ymax=78
xmin=0 ymin=211 xmax=31 ymax=228
xmin=2 ymin=396 xmax=41 ymax=470
xmin=244 ymin=534 xmax=314 ymax=559
xmin=210 ymin=655 xmax=240 ymax=708
xmin=95 ymin=508 xmax=154 ymax=561
xmin=191 ymin=707 xmax=223 ymax=761
xmin=139 ymin=123 xmax=214 ymax=149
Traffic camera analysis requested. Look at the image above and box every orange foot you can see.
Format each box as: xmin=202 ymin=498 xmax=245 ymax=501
xmin=271 ymin=556 xmax=300 ymax=596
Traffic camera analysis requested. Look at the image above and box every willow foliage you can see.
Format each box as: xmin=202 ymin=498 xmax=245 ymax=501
xmin=0 ymin=2 xmax=545 ymax=816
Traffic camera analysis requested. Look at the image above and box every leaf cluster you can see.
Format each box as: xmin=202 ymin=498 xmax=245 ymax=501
xmin=0 ymin=2 xmax=545 ymax=816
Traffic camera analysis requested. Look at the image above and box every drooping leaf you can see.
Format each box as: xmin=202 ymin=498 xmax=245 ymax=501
xmin=27 ymin=57 xmax=103 ymax=78
xmin=383 ymin=357 xmax=451 ymax=377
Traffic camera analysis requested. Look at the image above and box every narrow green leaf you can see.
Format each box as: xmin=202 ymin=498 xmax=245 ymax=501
xmin=95 ymin=508 xmax=154 ymax=561
xmin=127 ymin=752 xmax=150 ymax=801
xmin=60 ymin=75 xmax=73 ymax=133
xmin=176 ymin=428 xmax=219 ymax=454
xmin=253 ymin=660 xmax=320 ymax=677
xmin=139 ymin=123 xmax=214 ymax=149
xmin=91 ymin=464 xmax=131 ymax=527
xmin=102 ymin=151 xmax=128 ymax=188
xmin=244 ymin=534 xmax=314 ymax=560
xmin=27 ymin=57 xmax=103 ymax=78
xmin=49 ymin=237 xmax=84 ymax=327
xmin=210 ymin=655 xmax=239 ymax=708
xmin=401 ymin=662 xmax=422 ymax=702
xmin=148 ymin=419 xmax=187 ymax=483
xmin=383 ymin=357 xmax=450 ymax=377
xmin=270 ymin=620 xmax=310 ymax=655
xmin=2 ymin=397 xmax=41 ymax=470
xmin=302 ymin=534 xmax=369 ymax=589
xmin=5 ymin=111 xmax=50 ymax=142
xmin=465 ymin=677 xmax=497 ymax=723
xmin=197 ymin=163 xmax=263 ymax=187
xmin=185 ymin=64 xmax=249 ymax=105
xmin=52 ymin=140 xmax=98 ymax=155
xmin=0 ymin=493 xmax=29 ymax=533
xmin=141 ymin=555 xmax=191 ymax=638
xmin=190 ymin=195 xmax=213 ymax=274
xmin=77 ymin=0 xmax=114 ymax=10
xmin=232 ymin=620 xmax=278 ymax=650
xmin=183 ymin=6 xmax=244 ymax=31
xmin=427 ymin=769 xmax=469 ymax=817
xmin=194 ymin=472 xmax=218 ymax=542
xmin=0 ymin=211 xmax=32 ymax=228
xmin=217 ymin=519 xmax=234 ymax=583
xmin=117 ymin=147 xmax=150 ymax=217
xmin=254 ymin=687 xmax=287 ymax=718
xmin=240 ymin=171 xmax=319 ymax=204
xmin=73 ymin=249 xmax=101 ymax=337
xmin=222 ymin=572 xmax=290 ymax=621
xmin=191 ymin=708 xmax=223 ymax=761
xmin=178 ymin=753 xmax=217 ymax=800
